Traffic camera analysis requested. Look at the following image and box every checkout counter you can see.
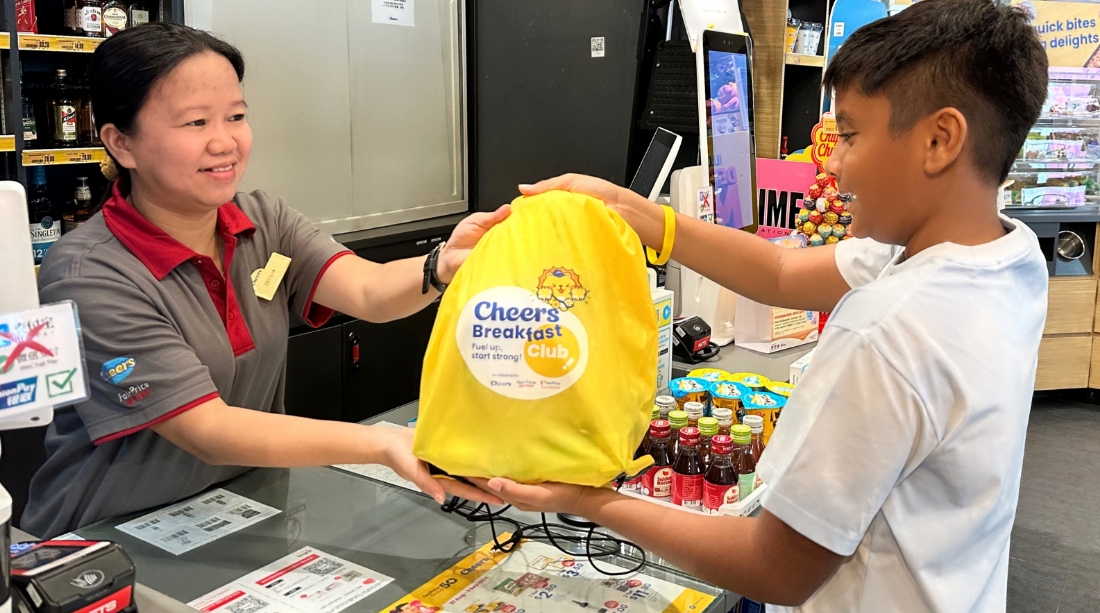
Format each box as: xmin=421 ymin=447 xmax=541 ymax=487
xmin=18 ymin=343 xmax=811 ymax=613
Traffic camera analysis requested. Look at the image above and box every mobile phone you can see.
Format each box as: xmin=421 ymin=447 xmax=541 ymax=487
xmin=697 ymin=30 xmax=758 ymax=233
xmin=629 ymin=128 xmax=684 ymax=201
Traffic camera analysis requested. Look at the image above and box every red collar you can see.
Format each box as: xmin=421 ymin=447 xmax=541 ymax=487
xmin=101 ymin=183 xmax=256 ymax=280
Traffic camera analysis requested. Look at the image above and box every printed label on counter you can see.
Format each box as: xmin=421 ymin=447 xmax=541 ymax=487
xmin=115 ymin=488 xmax=280 ymax=555
xmin=188 ymin=547 xmax=392 ymax=613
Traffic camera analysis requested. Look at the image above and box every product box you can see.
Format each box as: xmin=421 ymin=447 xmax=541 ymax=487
xmin=789 ymin=348 xmax=816 ymax=385
xmin=15 ymin=0 xmax=37 ymax=33
xmin=651 ymin=270 xmax=674 ymax=395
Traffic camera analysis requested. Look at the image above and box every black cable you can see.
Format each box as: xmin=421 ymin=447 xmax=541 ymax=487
xmin=441 ymin=497 xmax=647 ymax=576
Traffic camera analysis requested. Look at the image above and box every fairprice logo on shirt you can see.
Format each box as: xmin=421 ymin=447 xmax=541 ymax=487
xmin=117 ymin=382 xmax=151 ymax=407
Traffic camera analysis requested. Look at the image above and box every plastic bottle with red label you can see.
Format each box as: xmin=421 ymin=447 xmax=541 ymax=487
xmin=671 ymin=427 xmax=704 ymax=510
xmin=703 ymin=434 xmax=738 ymax=513
xmin=623 ymin=408 xmax=660 ymax=493
xmin=641 ymin=420 xmax=674 ymax=501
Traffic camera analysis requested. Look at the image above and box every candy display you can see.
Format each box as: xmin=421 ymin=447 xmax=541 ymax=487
xmin=796 ymin=174 xmax=853 ymax=244
xmin=726 ymin=372 xmax=770 ymax=391
xmin=710 ymin=381 xmax=749 ymax=415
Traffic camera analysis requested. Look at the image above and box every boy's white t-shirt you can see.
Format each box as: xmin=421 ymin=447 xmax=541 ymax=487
xmin=759 ymin=217 xmax=1048 ymax=613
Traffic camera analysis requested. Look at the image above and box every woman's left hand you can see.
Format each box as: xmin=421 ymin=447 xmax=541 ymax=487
xmin=436 ymin=205 xmax=511 ymax=284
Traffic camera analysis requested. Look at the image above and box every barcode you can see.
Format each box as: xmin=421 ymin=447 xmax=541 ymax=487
xmin=301 ymin=558 xmax=344 ymax=576
xmin=226 ymin=595 xmax=268 ymax=613
xmin=202 ymin=493 xmax=228 ymax=505
xmin=134 ymin=518 xmax=161 ymax=530
xmin=169 ymin=506 xmax=196 ymax=518
xmin=591 ymin=37 xmax=606 ymax=58
xmin=160 ymin=530 xmax=190 ymax=543
xmin=230 ymin=505 xmax=261 ymax=519
xmin=200 ymin=520 xmax=231 ymax=532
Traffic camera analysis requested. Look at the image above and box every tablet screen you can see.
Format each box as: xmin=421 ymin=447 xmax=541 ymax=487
xmin=703 ymin=34 xmax=756 ymax=232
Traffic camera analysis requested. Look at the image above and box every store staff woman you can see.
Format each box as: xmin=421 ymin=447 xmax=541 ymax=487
xmin=22 ymin=23 xmax=506 ymax=538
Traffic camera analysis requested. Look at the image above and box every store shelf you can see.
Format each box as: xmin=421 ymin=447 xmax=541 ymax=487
xmin=785 ymin=53 xmax=825 ymax=68
xmin=1014 ymin=160 xmax=1100 ymax=169
xmin=18 ymin=34 xmax=102 ymax=53
xmin=22 ymin=147 xmax=107 ymax=166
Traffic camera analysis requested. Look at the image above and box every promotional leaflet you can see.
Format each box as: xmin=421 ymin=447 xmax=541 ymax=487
xmin=382 ymin=535 xmax=715 ymax=613
xmin=189 ymin=547 xmax=393 ymax=613
xmin=115 ymin=488 xmax=280 ymax=555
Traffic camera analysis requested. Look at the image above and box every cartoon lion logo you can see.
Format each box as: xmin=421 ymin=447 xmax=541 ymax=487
xmin=536 ymin=267 xmax=588 ymax=311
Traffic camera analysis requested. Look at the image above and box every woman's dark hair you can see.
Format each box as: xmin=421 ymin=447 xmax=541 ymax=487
xmin=91 ymin=22 xmax=245 ymax=204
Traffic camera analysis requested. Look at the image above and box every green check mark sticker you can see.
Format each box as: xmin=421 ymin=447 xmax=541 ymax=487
xmin=46 ymin=369 xmax=77 ymax=398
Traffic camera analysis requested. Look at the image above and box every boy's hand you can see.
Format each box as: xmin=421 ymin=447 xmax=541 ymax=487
xmin=472 ymin=477 xmax=592 ymax=514
xmin=519 ymin=175 xmax=665 ymax=248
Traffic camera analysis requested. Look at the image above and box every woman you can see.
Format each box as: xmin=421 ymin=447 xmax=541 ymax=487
xmin=22 ymin=23 xmax=505 ymax=538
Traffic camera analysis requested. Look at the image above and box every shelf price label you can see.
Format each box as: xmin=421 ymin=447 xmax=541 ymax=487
xmin=18 ymin=35 xmax=101 ymax=53
xmin=23 ymin=149 xmax=107 ymax=166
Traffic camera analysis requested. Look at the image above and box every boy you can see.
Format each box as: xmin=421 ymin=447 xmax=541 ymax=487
xmin=476 ymin=0 xmax=1050 ymax=610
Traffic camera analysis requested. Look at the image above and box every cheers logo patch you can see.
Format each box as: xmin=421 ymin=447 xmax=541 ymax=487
xmin=100 ymin=357 xmax=136 ymax=386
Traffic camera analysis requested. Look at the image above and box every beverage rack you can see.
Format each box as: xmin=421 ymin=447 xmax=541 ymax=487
xmin=1008 ymin=67 xmax=1100 ymax=209
xmin=1 ymin=0 xmax=180 ymax=222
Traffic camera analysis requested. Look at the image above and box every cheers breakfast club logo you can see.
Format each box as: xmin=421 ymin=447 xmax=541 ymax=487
xmin=457 ymin=269 xmax=590 ymax=400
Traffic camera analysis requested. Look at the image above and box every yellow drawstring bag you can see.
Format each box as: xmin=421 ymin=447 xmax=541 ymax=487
xmin=414 ymin=190 xmax=657 ymax=486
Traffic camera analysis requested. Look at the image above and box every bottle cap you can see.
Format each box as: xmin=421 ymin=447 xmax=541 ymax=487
xmin=668 ymin=410 xmax=689 ymax=428
xmin=649 ymin=419 xmax=671 ymax=438
xmin=712 ymin=407 xmax=734 ymax=425
xmin=651 ymin=404 xmax=661 ymax=420
xmin=656 ymin=395 xmax=676 ymax=408
xmin=710 ymin=435 xmax=733 ymax=455
xmin=684 ymin=402 xmax=705 ymax=417
xmin=678 ymin=427 xmax=700 ymax=447
xmin=742 ymin=414 xmax=765 ymax=434
xmin=731 ymin=424 xmax=752 ymax=445
xmin=697 ymin=417 xmax=719 ymax=436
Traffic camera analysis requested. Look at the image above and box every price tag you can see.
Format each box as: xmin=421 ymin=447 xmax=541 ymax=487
xmin=0 ymin=136 xmax=16 ymax=153
xmin=0 ymin=33 xmax=10 ymax=50
xmin=23 ymin=148 xmax=107 ymax=166
xmin=18 ymin=34 xmax=100 ymax=53
xmin=0 ymin=301 xmax=89 ymax=428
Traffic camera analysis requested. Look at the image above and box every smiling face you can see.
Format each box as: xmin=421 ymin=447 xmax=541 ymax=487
xmin=826 ymin=89 xmax=928 ymax=245
xmin=106 ymin=51 xmax=251 ymax=213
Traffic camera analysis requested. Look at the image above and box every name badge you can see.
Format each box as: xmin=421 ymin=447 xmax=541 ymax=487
xmin=253 ymin=253 xmax=292 ymax=301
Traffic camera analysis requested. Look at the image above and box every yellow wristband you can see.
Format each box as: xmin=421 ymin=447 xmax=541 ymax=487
xmin=646 ymin=205 xmax=676 ymax=266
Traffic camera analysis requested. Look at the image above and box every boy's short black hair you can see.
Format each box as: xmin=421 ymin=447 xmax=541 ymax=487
xmin=823 ymin=0 xmax=1048 ymax=185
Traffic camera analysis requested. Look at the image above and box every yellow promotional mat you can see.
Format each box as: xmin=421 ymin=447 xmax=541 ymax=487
xmin=382 ymin=534 xmax=716 ymax=613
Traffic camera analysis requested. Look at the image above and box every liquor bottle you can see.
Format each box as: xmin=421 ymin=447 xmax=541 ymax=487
xmin=50 ymin=70 xmax=78 ymax=147
xmin=667 ymin=410 xmax=688 ymax=458
xmin=128 ymin=1 xmax=150 ymax=26
xmin=80 ymin=0 xmax=104 ymax=38
xmin=28 ymin=167 xmax=60 ymax=264
xmin=671 ymin=427 xmax=704 ymax=510
xmin=64 ymin=177 xmax=93 ymax=233
xmin=63 ymin=0 xmax=78 ymax=34
xmin=77 ymin=76 xmax=98 ymax=145
xmin=731 ymin=425 xmax=757 ymax=501
xmin=640 ymin=420 xmax=674 ymax=502
xmin=703 ymin=435 xmax=737 ymax=514
xmin=21 ymin=85 xmax=37 ymax=148
xmin=102 ymin=0 xmax=128 ymax=36
xmin=623 ymin=417 xmax=657 ymax=494
xmin=742 ymin=414 xmax=766 ymax=464
xmin=697 ymin=417 xmax=718 ymax=468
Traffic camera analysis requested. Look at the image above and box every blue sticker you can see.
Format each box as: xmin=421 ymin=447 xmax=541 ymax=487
xmin=0 ymin=324 xmax=9 ymax=349
xmin=0 ymin=377 xmax=37 ymax=409
xmin=100 ymin=357 xmax=136 ymax=386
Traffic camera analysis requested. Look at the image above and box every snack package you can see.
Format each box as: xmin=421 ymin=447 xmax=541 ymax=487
xmin=670 ymin=377 xmax=711 ymax=411
xmin=688 ymin=368 xmax=730 ymax=382
xmin=765 ymin=381 xmax=794 ymax=397
xmin=710 ymin=380 xmax=749 ymax=416
xmin=415 ymin=191 xmax=657 ymax=486
xmin=725 ymin=372 xmax=771 ymax=392
xmin=742 ymin=391 xmax=788 ymax=445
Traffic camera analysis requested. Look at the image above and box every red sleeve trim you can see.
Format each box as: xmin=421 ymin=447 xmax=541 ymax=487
xmin=302 ymin=250 xmax=354 ymax=328
xmin=92 ymin=392 xmax=220 ymax=446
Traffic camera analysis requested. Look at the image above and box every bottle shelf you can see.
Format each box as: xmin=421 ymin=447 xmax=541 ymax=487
xmin=785 ymin=53 xmax=825 ymax=68
xmin=23 ymin=147 xmax=107 ymax=166
xmin=18 ymin=34 xmax=103 ymax=53
xmin=1035 ymin=116 xmax=1100 ymax=128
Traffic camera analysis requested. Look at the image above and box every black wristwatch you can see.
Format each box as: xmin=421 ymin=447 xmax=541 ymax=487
xmin=422 ymin=241 xmax=449 ymax=294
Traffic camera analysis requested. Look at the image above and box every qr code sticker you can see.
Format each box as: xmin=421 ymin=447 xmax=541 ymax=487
xmin=302 ymin=558 xmax=344 ymax=576
xmin=226 ymin=595 xmax=268 ymax=613
xmin=591 ymin=37 xmax=605 ymax=58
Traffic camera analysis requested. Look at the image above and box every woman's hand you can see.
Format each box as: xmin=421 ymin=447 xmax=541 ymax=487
xmin=470 ymin=477 xmax=593 ymax=515
xmin=436 ymin=205 xmax=512 ymax=284
xmin=380 ymin=427 xmax=503 ymax=506
xmin=518 ymin=175 xmax=666 ymax=248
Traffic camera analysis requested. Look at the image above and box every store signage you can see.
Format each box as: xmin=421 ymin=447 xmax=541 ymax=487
xmin=1013 ymin=0 xmax=1100 ymax=68
xmin=0 ymin=301 xmax=88 ymax=416
xmin=809 ymin=113 xmax=839 ymax=172
xmin=756 ymin=158 xmax=819 ymax=237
